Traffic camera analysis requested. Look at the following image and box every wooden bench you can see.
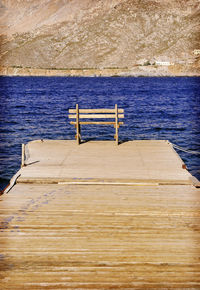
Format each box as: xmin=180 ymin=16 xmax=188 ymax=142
xmin=69 ymin=104 xmax=124 ymax=145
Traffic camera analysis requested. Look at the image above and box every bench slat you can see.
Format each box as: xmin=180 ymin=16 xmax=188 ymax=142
xmin=69 ymin=109 xmax=124 ymax=113
xmin=69 ymin=114 xmax=124 ymax=119
xmin=70 ymin=121 xmax=124 ymax=125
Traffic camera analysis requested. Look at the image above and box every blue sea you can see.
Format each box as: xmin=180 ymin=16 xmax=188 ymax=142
xmin=0 ymin=76 xmax=199 ymax=190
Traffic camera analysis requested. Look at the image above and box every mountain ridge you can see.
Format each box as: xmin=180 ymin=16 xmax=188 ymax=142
xmin=0 ymin=0 xmax=200 ymax=75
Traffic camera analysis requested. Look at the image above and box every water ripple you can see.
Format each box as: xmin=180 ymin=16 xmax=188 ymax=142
xmin=0 ymin=76 xmax=199 ymax=189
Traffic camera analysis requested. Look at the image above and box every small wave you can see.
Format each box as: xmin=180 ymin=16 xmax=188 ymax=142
xmin=165 ymin=127 xmax=186 ymax=131
xmin=15 ymin=105 xmax=26 ymax=109
xmin=0 ymin=76 xmax=199 ymax=181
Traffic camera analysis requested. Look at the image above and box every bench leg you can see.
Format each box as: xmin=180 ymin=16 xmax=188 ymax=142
xmin=76 ymin=124 xmax=81 ymax=144
xmin=115 ymin=125 xmax=118 ymax=145
xmin=76 ymin=103 xmax=81 ymax=144
xmin=78 ymin=124 xmax=81 ymax=144
xmin=115 ymin=104 xmax=119 ymax=145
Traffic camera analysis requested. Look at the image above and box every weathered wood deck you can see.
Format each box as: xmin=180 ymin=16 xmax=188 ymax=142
xmin=0 ymin=140 xmax=200 ymax=289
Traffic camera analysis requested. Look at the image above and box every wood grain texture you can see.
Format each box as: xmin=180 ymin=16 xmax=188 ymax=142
xmin=69 ymin=114 xmax=124 ymax=119
xmin=69 ymin=109 xmax=124 ymax=113
xmin=70 ymin=121 xmax=124 ymax=125
xmin=0 ymin=184 xmax=200 ymax=289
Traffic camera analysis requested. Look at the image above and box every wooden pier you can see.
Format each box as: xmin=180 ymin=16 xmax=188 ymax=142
xmin=0 ymin=140 xmax=200 ymax=289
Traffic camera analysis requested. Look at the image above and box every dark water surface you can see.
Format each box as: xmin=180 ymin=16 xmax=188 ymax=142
xmin=0 ymin=76 xmax=199 ymax=190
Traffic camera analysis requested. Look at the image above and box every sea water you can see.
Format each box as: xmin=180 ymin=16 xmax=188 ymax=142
xmin=0 ymin=76 xmax=199 ymax=190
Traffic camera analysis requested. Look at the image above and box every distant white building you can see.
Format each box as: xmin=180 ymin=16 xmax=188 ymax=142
xmin=176 ymin=60 xmax=186 ymax=64
xmin=193 ymin=49 xmax=200 ymax=55
xmin=155 ymin=61 xmax=172 ymax=66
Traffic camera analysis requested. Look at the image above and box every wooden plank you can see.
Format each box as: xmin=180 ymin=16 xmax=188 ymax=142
xmin=76 ymin=104 xmax=80 ymax=145
xmin=70 ymin=121 xmax=124 ymax=125
xmin=16 ymin=176 xmax=192 ymax=185
xmin=69 ymin=114 xmax=124 ymax=119
xmin=115 ymin=104 xmax=118 ymax=145
xmin=0 ymin=183 xmax=200 ymax=288
xmin=69 ymin=108 xmax=124 ymax=113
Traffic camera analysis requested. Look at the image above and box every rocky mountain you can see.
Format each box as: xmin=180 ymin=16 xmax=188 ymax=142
xmin=0 ymin=0 xmax=200 ymax=74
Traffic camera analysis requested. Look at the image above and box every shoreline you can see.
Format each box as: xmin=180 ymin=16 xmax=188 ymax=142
xmin=1 ymin=75 xmax=200 ymax=78
xmin=0 ymin=66 xmax=199 ymax=77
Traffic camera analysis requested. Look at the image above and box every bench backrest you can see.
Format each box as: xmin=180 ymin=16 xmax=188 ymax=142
xmin=69 ymin=104 xmax=124 ymax=144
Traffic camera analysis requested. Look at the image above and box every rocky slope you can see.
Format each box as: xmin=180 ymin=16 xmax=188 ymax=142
xmin=0 ymin=0 xmax=200 ymax=74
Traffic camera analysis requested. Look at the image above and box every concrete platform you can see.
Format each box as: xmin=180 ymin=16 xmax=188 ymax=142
xmin=17 ymin=139 xmax=194 ymax=185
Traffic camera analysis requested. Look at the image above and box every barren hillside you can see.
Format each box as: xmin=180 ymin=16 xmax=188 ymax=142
xmin=0 ymin=0 xmax=200 ymax=73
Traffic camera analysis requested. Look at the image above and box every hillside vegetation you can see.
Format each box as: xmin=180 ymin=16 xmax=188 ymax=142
xmin=0 ymin=0 xmax=199 ymax=74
